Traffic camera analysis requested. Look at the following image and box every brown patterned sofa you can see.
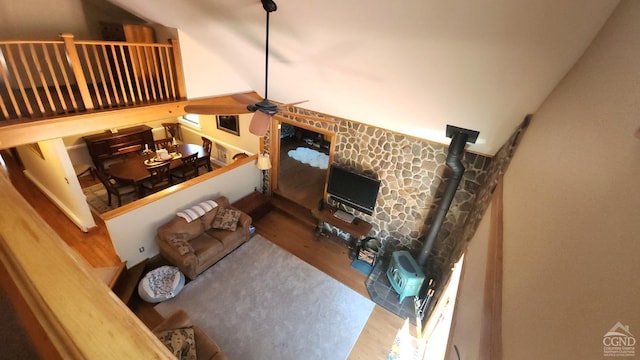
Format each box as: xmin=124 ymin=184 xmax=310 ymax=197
xmin=156 ymin=196 xmax=252 ymax=280
xmin=152 ymin=309 xmax=228 ymax=360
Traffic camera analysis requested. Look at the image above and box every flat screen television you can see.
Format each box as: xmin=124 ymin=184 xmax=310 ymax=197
xmin=326 ymin=165 xmax=381 ymax=215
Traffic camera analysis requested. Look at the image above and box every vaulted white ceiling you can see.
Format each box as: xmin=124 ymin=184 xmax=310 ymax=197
xmin=107 ymin=0 xmax=619 ymax=155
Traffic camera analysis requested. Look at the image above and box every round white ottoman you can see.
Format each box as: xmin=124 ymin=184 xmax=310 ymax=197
xmin=138 ymin=265 xmax=185 ymax=303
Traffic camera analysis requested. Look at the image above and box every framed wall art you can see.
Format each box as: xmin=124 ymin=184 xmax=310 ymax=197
xmin=216 ymin=115 xmax=240 ymax=136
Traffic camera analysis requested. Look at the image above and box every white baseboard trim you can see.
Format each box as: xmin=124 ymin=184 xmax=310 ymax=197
xmin=23 ymin=170 xmax=92 ymax=233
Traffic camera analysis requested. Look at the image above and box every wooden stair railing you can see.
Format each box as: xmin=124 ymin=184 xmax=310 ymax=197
xmin=0 ymin=33 xmax=186 ymax=122
xmin=0 ymin=171 xmax=174 ymax=359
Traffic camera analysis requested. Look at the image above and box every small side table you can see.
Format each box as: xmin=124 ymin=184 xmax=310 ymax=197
xmin=232 ymin=191 xmax=273 ymax=222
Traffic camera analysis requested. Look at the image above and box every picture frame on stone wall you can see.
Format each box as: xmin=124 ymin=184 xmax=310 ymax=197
xmin=216 ymin=115 xmax=240 ymax=136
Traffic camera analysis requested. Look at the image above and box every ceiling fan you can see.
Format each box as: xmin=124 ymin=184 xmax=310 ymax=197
xmin=184 ymin=0 xmax=307 ymax=136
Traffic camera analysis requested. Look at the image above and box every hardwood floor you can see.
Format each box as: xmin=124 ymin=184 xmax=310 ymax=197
xmin=2 ymin=150 xmax=120 ymax=268
xmin=2 ymin=149 xmax=405 ymax=359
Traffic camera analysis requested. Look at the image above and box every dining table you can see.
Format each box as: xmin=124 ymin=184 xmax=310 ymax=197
xmin=108 ymin=143 xmax=207 ymax=194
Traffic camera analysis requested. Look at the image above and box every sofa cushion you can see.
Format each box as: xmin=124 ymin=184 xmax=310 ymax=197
xmin=155 ymin=326 xmax=197 ymax=360
xmin=158 ymin=216 xmax=205 ymax=242
xmin=211 ymin=208 xmax=241 ymax=231
xmin=207 ymin=227 xmax=246 ymax=250
xmin=189 ymin=233 xmax=224 ymax=258
xmin=168 ymin=235 xmax=194 ymax=255
xmin=200 ymin=206 xmax=220 ymax=231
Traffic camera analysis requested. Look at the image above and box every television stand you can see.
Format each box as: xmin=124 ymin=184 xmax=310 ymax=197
xmin=333 ymin=209 xmax=355 ymax=223
xmin=311 ymin=207 xmax=372 ymax=244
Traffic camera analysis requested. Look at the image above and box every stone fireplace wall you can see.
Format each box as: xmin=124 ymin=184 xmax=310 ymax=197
xmin=265 ymin=108 xmax=492 ymax=264
xmin=265 ymin=109 xmax=530 ymax=321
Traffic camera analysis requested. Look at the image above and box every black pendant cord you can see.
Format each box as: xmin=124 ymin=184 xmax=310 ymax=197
xmin=264 ymin=10 xmax=270 ymax=101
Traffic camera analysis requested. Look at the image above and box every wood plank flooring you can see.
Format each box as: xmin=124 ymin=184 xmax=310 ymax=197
xmin=276 ymin=137 xmax=327 ymax=210
xmin=2 ymin=149 xmax=406 ymax=359
xmin=2 ymin=150 xmax=120 ymax=268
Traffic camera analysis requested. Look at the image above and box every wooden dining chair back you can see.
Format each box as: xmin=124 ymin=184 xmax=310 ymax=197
xmin=142 ymin=162 xmax=172 ymax=195
xmin=154 ymin=138 xmax=173 ymax=151
xmin=94 ymin=168 xmax=138 ymax=207
xmin=162 ymin=123 xmax=181 ymax=140
xmin=172 ymin=153 xmax=199 ymax=183
xmin=197 ymin=136 xmax=213 ymax=174
xmin=116 ymin=144 xmax=142 ymax=159
xmin=232 ymin=152 xmax=249 ymax=161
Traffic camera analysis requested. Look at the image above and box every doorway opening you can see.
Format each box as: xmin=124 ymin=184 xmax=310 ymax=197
xmin=273 ymin=121 xmax=333 ymax=210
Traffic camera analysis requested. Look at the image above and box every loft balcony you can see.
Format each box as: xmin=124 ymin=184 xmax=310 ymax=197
xmin=0 ymin=33 xmax=187 ymax=144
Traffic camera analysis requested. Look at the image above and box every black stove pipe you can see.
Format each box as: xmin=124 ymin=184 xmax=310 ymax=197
xmin=416 ymin=130 xmax=469 ymax=266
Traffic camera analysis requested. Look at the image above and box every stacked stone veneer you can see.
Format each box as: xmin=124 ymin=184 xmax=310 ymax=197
xmin=265 ymin=108 xmax=531 ymax=321
xmin=266 ymin=108 xmax=492 ymax=274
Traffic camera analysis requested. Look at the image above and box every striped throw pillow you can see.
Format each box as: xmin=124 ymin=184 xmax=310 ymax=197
xmin=176 ymin=200 xmax=218 ymax=223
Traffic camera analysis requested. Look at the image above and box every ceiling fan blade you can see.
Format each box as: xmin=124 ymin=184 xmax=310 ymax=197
xmin=279 ymin=100 xmax=309 ymax=108
xmin=249 ymin=110 xmax=272 ymax=136
xmin=184 ymin=104 xmax=250 ymax=115
xmin=231 ymin=93 xmax=262 ymax=105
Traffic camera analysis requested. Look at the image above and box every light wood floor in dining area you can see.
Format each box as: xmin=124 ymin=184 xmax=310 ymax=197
xmin=3 ymin=150 xmax=405 ymax=359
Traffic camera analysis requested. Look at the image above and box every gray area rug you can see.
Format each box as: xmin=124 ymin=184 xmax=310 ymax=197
xmin=155 ymin=235 xmax=374 ymax=360
xmin=82 ymin=183 xmax=137 ymax=214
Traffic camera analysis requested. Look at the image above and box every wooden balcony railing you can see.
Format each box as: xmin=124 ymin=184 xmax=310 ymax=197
xmin=0 ymin=33 xmax=185 ymax=122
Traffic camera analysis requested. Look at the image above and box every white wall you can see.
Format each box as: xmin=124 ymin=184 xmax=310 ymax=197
xmin=0 ymin=0 xmax=145 ymax=40
xmin=0 ymin=0 xmax=91 ymax=40
xmin=445 ymin=200 xmax=492 ymax=359
xmin=502 ymin=1 xmax=640 ymax=359
xmin=104 ymin=161 xmax=260 ymax=266
xmin=177 ymin=29 xmax=252 ymax=100
xmin=193 ymin=113 xmax=259 ymax=156
xmin=180 ymin=123 xmax=256 ymax=166
xmin=18 ymin=139 xmax=95 ymax=232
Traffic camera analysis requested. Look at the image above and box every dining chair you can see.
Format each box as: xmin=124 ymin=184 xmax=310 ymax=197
xmin=232 ymin=152 xmax=249 ymax=161
xmin=171 ymin=153 xmax=199 ymax=183
xmin=162 ymin=123 xmax=181 ymax=140
xmin=93 ymin=168 xmax=138 ymax=207
xmin=154 ymin=138 xmax=173 ymax=151
xmin=196 ymin=136 xmax=213 ymax=174
xmin=117 ymin=144 xmax=142 ymax=159
xmin=141 ymin=162 xmax=172 ymax=195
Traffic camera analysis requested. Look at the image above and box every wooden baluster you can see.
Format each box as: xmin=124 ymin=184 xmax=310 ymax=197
xmin=170 ymin=39 xmax=186 ymax=99
xmin=125 ymin=44 xmax=143 ymax=103
xmin=29 ymin=43 xmax=56 ymax=115
xmin=91 ymin=44 xmax=112 ymax=107
xmin=149 ymin=45 xmax=160 ymax=101
xmin=156 ymin=46 xmax=166 ymax=100
xmin=141 ymin=44 xmax=157 ymax=101
xmin=100 ymin=44 xmax=121 ymax=106
xmin=17 ymin=43 xmax=46 ymax=115
xmin=60 ymin=33 xmax=94 ymax=110
xmin=42 ymin=43 xmax=68 ymax=113
xmin=163 ymin=46 xmax=177 ymax=100
xmin=0 ymin=44 xmax=23 ymax=118
xmin=4 ymin=44 xmax=34 ymax=116
xmin=52 ymin=43 xmax=79 ymax=110
xmin=110 ymin=44 xmax=129 ymax=105
xmin=80 ymin=44 xmax=102 ymax=108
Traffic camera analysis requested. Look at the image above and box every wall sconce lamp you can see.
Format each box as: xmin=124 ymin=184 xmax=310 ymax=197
xmin=256 ymin=153 xmax=272 ymax=194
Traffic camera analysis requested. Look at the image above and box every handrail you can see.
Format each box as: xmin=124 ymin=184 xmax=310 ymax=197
xmin=0 ymin=33 xmax=185 ymax=122
xmin=0 ymin=171 xmax=174 ymax=359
